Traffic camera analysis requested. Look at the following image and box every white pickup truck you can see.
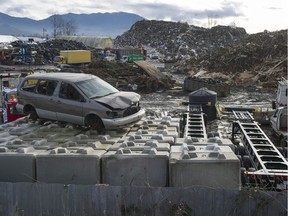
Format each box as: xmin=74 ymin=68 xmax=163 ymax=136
xmin=271 ymin=77 xmax=287 ymax=146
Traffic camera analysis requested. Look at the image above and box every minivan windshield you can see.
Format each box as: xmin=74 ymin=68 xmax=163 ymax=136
xmin=75 ymin=77 xmax=119 ymax=99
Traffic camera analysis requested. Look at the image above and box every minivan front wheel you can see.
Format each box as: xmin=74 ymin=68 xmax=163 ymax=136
xmin=85 ymin=115 xmax=105 ymax=133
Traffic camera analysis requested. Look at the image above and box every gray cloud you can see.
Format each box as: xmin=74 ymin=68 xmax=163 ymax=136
xmin=120 ymin=1 xmax=243 ymax=22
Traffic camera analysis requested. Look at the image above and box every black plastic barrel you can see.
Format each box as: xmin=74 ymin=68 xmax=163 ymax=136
xmin=189 ymin=88 xmax=217 ymax=121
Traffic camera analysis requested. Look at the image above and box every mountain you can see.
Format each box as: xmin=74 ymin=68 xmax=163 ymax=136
xmin=0 ymin=12 xmax=145 ymax=38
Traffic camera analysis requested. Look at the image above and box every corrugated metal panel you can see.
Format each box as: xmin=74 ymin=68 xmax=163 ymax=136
xmin=58 ymin=36 xmax=113 ymax=49
xmin=0 ymin=183 xmax=286 ymax=216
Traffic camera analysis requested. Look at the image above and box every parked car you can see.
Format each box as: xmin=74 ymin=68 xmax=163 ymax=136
xmin=16 ymin=72 xmax=146 ymax=132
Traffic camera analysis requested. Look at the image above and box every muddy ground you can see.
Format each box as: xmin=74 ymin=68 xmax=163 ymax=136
xmin=0 ymin=63 xmax=279 ymax=145
xmin=139 ymin=73 xmax=278 ymax=145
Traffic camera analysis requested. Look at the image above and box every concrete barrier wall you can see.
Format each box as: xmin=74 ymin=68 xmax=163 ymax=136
xmin=0 ymin=182 xmax=286 ymax=216
xmin=0 ymin=116 xmax=242 ymax=189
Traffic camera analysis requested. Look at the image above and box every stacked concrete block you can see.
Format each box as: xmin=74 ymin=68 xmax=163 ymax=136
xmin=169 ymin=144 xmax=240 ymax=189
xmin=128 ymin=128 xmax=179 ymax=140
xmin=121 ymin=133 xmax=175 ymax=145
xmin=0 ymin=147 xmax=36 ymax=182
xmin=0 ymin=131 xmax=18 ymax=146
xmin=175 ymin=136 xmax=236 ymax=152
xmin=19 ymin=124 xmax=81 ymax=143
xmin=109 ymin=139 xmax=170 ymax=151
xmin=102 ymin=148 xmax=169 ymax=187
xmin=133 ymin=116 xmax=180 ymax=133
xmin=36 ymin=147 xmax=106 ymax=185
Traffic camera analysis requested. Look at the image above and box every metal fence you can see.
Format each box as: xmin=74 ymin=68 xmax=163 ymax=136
xmin=0 ymin=182 xmax=286 ymax=216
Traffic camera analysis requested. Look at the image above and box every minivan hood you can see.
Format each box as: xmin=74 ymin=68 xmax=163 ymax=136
xmin=94 ymin=91 xmax=141 ymax=109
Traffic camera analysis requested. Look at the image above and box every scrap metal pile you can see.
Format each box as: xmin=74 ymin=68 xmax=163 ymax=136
xmin=3 ymin=39 xmax=175 ymax=93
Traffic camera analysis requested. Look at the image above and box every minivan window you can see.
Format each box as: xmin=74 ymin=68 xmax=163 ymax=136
xmin=75 ymin=77 xmax=119 ymax=99
xmin=59 ymin=82 xmax=82 ymax=101
xmin=36 ymin=80 xmax=58 ymax=96
xmin=46 ymin=81 xmax=58 ymax=96
xmin=21 ymin=79 xmax=38 ymax=92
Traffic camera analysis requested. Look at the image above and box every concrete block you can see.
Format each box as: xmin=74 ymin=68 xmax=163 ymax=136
xmin=169 ymin=144 xmax=240 ymax=189
xmin=0 ymin=147 xmax=36 ymax=182
xmin=36 ymin=147 xmax=106 ymax=185
xmin=102 ymin=148 xmax=169 ymax=186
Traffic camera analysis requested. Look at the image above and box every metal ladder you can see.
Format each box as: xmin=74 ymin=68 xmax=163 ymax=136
xmin=184 ymin=105 xmax=207 ymax=139
xmin=232 ymin=111 xmax=288 ymax=189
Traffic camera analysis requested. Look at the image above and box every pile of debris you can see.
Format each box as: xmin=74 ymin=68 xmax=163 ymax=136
xmin=4 ymin=39 xmax=91 ymax=65
xmin=115 ymin=20 xmax=287 ymax=88
xmin=114 ymin=20 xmax=248 ymax=62
xmin=182 ymin=29 xmax=287 ymax=88
xmin=2 ymin=38 xmax=175 ymax=93
xmin=61 ymin=59 xmax=175 ymax=93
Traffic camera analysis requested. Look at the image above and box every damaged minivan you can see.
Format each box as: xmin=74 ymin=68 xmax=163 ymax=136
xmin=16 ymin=72 xmax=145 ymax=132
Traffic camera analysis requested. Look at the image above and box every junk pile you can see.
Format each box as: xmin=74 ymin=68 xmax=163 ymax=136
xmin=114 ymin=20 xmax=248 ymax=62
xmin=182 ymin=30 xmax=287 ymax=88
xmin=9 ymin=39 xmax=89 ymax=65
xmin=2 ymin=39 xmax=175 ymax=93
xmin=115 ymin=20 xmax=287 ymax=89
xmin=80 ymin=60 xmax=175 ymax=93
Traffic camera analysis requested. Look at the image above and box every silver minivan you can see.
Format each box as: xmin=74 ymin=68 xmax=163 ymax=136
xmin=16 ymin=72 xmax=145 ymax=132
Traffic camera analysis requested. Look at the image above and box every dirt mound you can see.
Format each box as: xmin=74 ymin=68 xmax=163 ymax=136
xmin=114 ymin=20 xmax=247 ymax=61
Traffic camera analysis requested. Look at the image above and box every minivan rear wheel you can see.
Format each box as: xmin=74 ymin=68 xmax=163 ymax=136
xmin=86 ymin=115 xmax=105 ymax=133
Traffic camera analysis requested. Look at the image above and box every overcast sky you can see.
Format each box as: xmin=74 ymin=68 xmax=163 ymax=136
xmin=0 ymin=0 xmax=287 ymax=33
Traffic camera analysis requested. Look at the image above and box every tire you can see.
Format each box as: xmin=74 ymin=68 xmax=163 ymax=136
xmin=242 ymin=155 xmax=252 ymax=169
xmin=238 ymin=145 xmax=246 ymax=157
xmin=86 ymin=115 xmax=105 ymax=133
xmin=25 ymin=107 xmax=38 ymax=121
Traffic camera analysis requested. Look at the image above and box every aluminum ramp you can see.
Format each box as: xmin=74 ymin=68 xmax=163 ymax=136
xmin=232 ymin=111 xmax=288 ymax=189
xmin=184 ymin=105 xmax=207 ymax=139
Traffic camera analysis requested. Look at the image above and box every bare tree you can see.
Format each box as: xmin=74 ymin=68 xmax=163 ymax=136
xmin=51 ymin=14 xmax=77 ymax=37
xmin=64 ymin=19 xmax=77 ymax=35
